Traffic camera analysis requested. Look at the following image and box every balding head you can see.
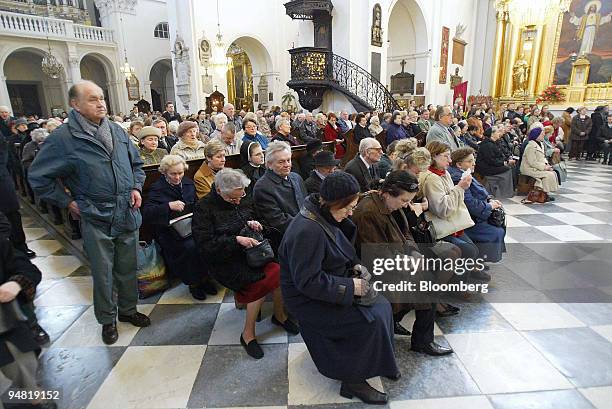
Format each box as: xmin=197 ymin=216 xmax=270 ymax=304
xmin=223 ymin=103 xmax=235 ymax=118
xmin=0 ymin=105 xmax=10 ymax=120
xmin=69 ymin=80 xmax=107 ymax=124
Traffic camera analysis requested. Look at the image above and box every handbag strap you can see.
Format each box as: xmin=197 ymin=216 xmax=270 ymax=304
xmin=300 ymin=208 xmax=356 ymax=262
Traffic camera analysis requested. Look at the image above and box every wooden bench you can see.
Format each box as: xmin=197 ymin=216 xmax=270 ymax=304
xmin=340 ymin=129 xmax=357 ymax=168
xmin=516 ymin=174 xmax=536 ymax=195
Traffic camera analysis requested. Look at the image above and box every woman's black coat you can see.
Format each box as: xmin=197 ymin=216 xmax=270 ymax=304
xmin=192 ymin=188 xmax=265 ymax=291
xmin=0 ymin=212 xmax=41 ymax=366
xmin=142 ymin=177 xmax=206 ymax=285
xmin=475 ymin=138 xmax=510 ymax=176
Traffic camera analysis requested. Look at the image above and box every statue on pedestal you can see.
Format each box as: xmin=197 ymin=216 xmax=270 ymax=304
xmin=512 ymin=54 xmax=530 ymax=96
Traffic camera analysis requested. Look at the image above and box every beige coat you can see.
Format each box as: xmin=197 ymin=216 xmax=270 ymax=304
xmin=419 ymin=169 xmax=474 ymax=238
xmin=520 ymin=140 xmax=559 ymax=193
xmin=169 ymin=139 xmax=206 ymax=161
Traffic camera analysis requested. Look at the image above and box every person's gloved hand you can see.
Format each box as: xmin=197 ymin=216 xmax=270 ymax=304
xmin=356 ymin=281 xmax=379 ymax=306
xmin=353 ymin=264 xmax=372 ymax=281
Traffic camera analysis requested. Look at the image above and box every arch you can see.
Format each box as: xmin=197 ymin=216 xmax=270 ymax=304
xmin=149 ymin=58 xmax=174 ymax=112
xmin=224 ymin=35 xmax=273 ymax=75
xmin=3 ymin=47 xmax=67 ymax=116
xmin=386 ymin=0 xmax=429 ymax=96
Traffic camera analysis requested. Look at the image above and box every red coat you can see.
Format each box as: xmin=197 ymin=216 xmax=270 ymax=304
xmin=323 ymin=123 xmax=344 ymax=158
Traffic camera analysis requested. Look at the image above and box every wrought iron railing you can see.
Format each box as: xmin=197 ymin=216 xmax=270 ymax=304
xmin=288 ymin=47 xmax=399 ymax=112
xmin=284 ymin=0 xmax=333 ymax=20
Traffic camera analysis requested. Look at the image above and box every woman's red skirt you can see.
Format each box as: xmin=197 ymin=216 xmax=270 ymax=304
xmin=234 ymin=262 xmax=280 ymax=304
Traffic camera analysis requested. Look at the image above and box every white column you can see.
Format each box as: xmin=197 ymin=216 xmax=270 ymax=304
xmin=68 ymin=57 xmax=81 ymax=85
xmin=0 ymin=75 xmax=12 ymax=114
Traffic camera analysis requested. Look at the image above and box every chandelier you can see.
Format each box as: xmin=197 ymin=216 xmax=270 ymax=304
xmin=211 ymin=0 xmax=233 ymax=75
xmin=118 ymin=15 xmax=136 ymax=80
xmin=496 ymin=0 xmax=571 ymax=26
xmin=41 ymin=37 xmax=63 ymax=79
xmin=120 ymin=55 xmax=136 ymax=79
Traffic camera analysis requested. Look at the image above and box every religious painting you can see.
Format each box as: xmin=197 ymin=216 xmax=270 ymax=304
xmin=125 ymin=76 xmax=140 ymax=101
xmin=439 ymin=26 xmax=450 ymax=84
xmin=371 ymin=4 xmax=383 ymax=47
xmin=554 ymin=0 xmax=612 ymax=84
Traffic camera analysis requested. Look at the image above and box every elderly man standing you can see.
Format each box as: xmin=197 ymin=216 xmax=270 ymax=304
xmin=344 ymin=137 xmax=383 ymax=192
xmin=28 ymin=80 xmax=150 ymax=345
xmin=0 ymin=105 xmax=15 ymax=138
xmin=223 ymin=103 xmax=242 ymax=130
xmin=426 ymin=105 xmax=461 ymax=151
xmin=253 ymin=141 xmax=307 ymax=237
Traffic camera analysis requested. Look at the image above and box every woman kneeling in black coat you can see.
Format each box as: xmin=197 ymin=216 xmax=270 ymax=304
xmin=279 ymin=172 xmax=399 ymax=405
xmin=142 ymin=155 xmax=217 ymax=300
xmin=192 ymin=168 xmax=299 ymax=360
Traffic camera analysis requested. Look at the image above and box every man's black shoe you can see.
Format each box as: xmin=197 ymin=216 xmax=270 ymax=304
xmin=25 ymin=249 xmax=36 ymax=259
xmin=340 ymin=381 xmax=388 ymax=404
xmin=271 ymin=315 xmax=300 ymax=335
xmin=31 ymin=323 xmax=50 ymax=345
xmin=470 ymin=269 xmax=491 ymax=282
xmin=118 ymin=312 xmax=151 ymax=327
xmin=411 ymin=341 xmax=454 ymax=356
xmin=394 ymin=321 xmax=411 ymax=336
xmin=102 ymin=322 xmax=118 ymax=345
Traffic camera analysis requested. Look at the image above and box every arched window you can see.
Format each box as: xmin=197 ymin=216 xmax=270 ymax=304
xmin=154 ymin=22 xmax=169 ymax=39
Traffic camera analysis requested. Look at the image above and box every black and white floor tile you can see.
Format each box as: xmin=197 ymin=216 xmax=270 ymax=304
xmin=20 ymin=161 xmax=612 ymax=409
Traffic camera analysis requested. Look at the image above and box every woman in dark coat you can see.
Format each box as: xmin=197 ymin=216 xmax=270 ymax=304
xmin=474 ymin=127 xmax=515 ymax=198
xmin=352 ymin=171 xmax=453 ymax=356
xmin=279 ymin=172 xmax=398 ymax=405
xmin=353 ymin=113 xmax=370 ymax=144
xmin=192 ymin=168 xmax=298 ymax=360
xmin=142 ymin=154 xmax=217 ymax=301
xmin=386 ymin=112 xmax=408 ymax=145
xmin=0 ymin=212 xmax=46 ymax=401
xmin=449 ymin=148 xmax=506 ymax=262
xmin=569 ymin=107 xmax=592 ymax=160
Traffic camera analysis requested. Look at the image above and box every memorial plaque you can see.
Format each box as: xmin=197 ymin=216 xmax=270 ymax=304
xmin=390 ymin=59 xmax=415 ymax=95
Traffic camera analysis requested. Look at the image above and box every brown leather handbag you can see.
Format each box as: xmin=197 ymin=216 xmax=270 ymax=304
xmin=522 ymin=188 xmax=548 ymax=204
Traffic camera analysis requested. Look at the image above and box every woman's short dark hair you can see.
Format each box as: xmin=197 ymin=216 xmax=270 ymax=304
xmin=376 ymin=170 xmax=419 ymax=197
xmin=451 ymin=147 xmax=475 ymax=164
xmin=197 ymin=110 xmax=206 ymax=116
xmin=565 ymin=107 xmax=575 ymax=114
xmin=391 ymin=112 xmax=402 ymax=123
xmin=356 ymin=113 xmax=366 ymax=124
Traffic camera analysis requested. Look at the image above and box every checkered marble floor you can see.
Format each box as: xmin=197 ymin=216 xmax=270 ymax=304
xmin=18 ymin=161 xmax=612 ymax=409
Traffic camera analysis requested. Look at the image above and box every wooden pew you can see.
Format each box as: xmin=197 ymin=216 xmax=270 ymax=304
xmin=340 ymin=129 xmax=357 ymax=168
xmin=138 ymin=141 xmax=335 ymax=242
xmin=414 ymin=131 xmax=427 ymax=147
xmin=375 ymin=130 xmax=387 ymax=151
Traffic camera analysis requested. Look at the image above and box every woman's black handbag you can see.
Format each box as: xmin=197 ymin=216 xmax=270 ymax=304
xmin=488 ymin=207 xmax=506 ymax=227
xmin=240 ymin=226 xmax=275 ymax=268
xmin=410 ymin=213 xmax=437 ymax=244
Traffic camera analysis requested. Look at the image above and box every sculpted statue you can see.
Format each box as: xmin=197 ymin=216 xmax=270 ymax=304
xmin=512 ymin=54 xmax=530 ymax=95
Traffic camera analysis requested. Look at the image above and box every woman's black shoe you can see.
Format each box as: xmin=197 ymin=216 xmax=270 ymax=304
xmin=200 ymin=279 xmax=218 ymax=295
xmin=436 ymin=308 xmax=458 ymax=318
xmin=385 ymin=372 xmax=402 ymax=381
xmin=393 ymin=321 xmax=411 ymax=336
xmin=240 ymin=334 xmax=264 ymax=359
xmin=189 ymin=285 xmax=207 ymax=301
xmin=445 ymin=304 xmax=460 ymax=313
xmin=31 ymin=323 xmax=50 ymax=345
xmin=340 ymin=381 xmax=388 ymax=404
xmin=272 ymin=315 xmax=300 ymax=335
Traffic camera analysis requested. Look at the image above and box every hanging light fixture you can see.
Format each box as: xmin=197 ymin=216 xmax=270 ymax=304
xmin=211 ymin=0 xmax=233 ymax=75
xmin=41 ymin=37 xmax=63 ymax=79
xmin=118 ymin=15 xmax=136 ymax=80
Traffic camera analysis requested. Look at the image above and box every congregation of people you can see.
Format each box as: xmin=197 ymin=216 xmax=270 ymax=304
xmin=1 ymin=80 xmax=611 ymax=406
